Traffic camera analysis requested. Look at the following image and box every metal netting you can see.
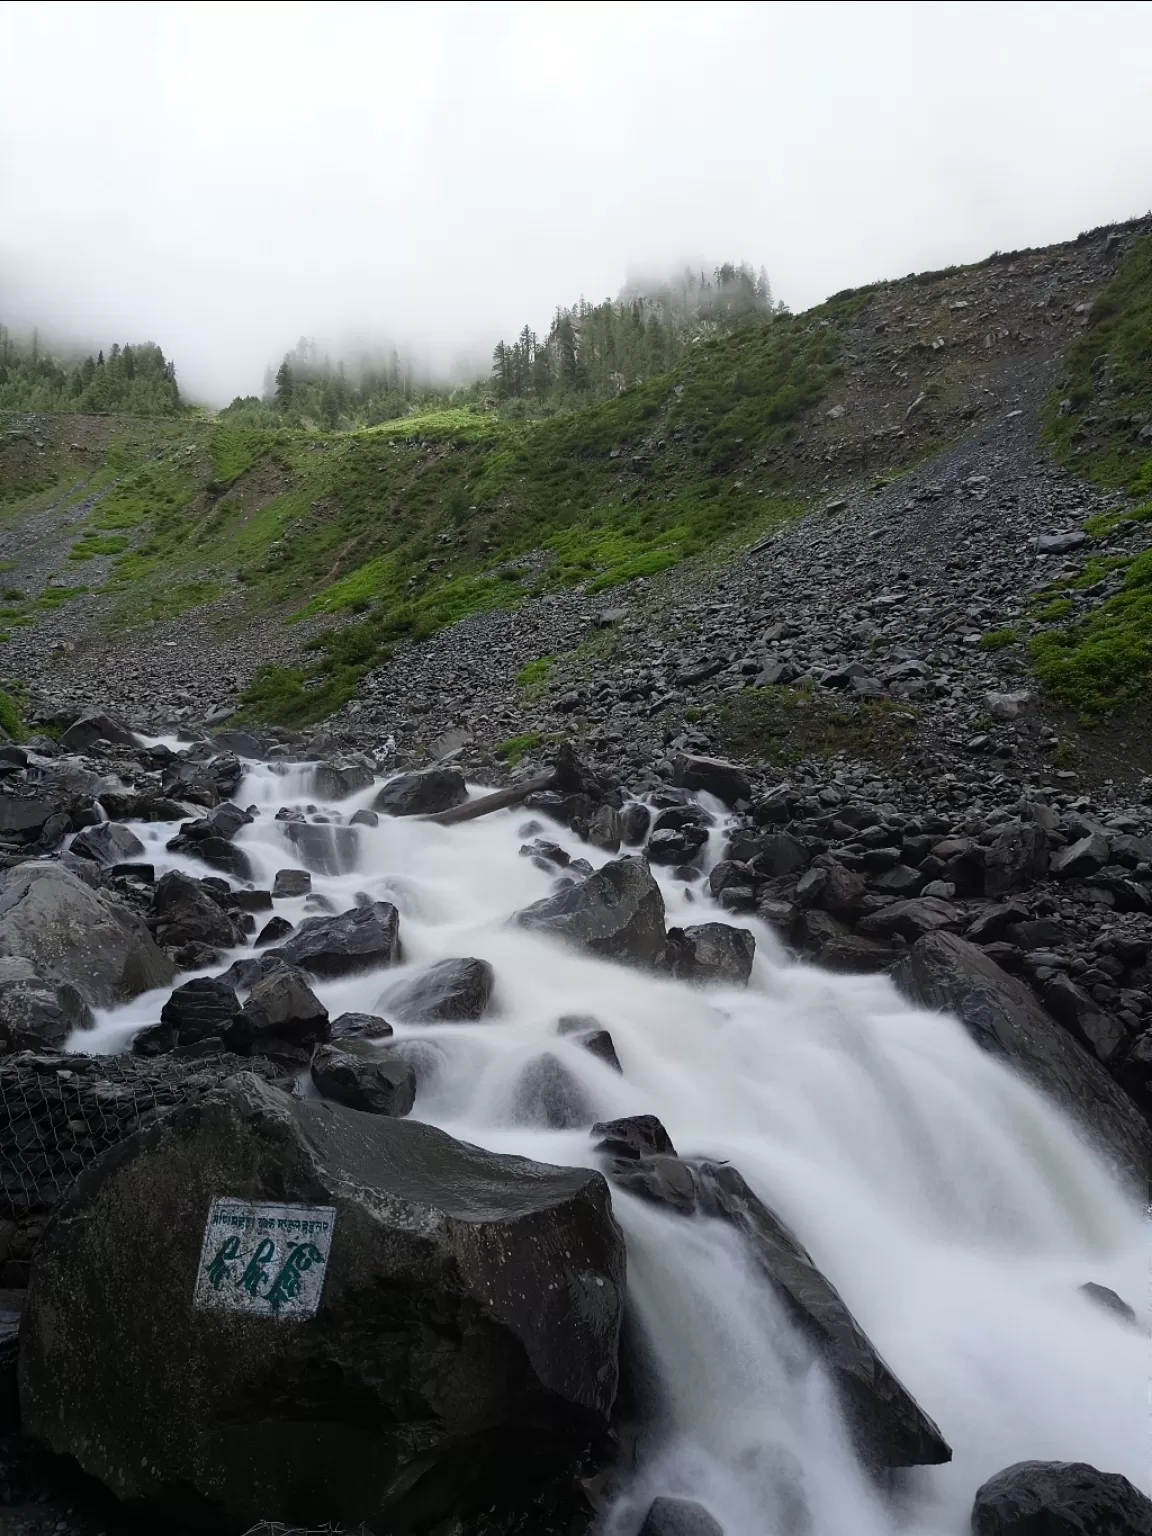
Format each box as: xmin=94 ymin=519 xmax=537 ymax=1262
xmin=0 ymin=1050 xmax=260 ymax=1222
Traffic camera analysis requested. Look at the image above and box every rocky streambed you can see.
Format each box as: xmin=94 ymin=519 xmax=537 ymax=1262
xmin=0 ymin=718 xmax=1147 ymax=1535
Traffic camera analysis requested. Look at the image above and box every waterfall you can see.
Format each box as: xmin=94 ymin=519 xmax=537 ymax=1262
xmin=73 ymin=765 xmax=1147 ymax=1535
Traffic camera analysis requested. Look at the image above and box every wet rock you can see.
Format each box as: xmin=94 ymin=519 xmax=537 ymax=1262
xmin=592 ymin=1114 xmax=676 ymax=1160
xmin=282 ymin=821 xmax=360 ymax=876
xmin=330 ymin=1011 xmax=394 ymax=1041
xmin=971 ymin=1459 xmax=1152 ymax=1536
xmin=152 ymin=870 xmax=239 ymax=950
xmin=647 ymin=826 xmax=709 ymax=865
xmin=513 ymin=854 xmax=666 ymax=967
xmin=380 ymin=957 xmax=494 ymax=1022
xmin=672 ymin=754 xmax=751 ymax=807
xmin=350 ymin=807 xmax=379 ymax=828
xmin=752 ymin=832 xmax=810 ymax=878
xmin=511 ymin=1052 xmax=595 ymax=1129
xmin=223 ymin=965 xmax=329 ymax=1053
xmin=153 ymin=976 xmax=242 ymax=1051
xmin=620 ymin=802 xmax=652 ymax=846
xmin=268 ymin=902 xmax=401 ymax=979
xmin=609 ymin=1154 xmax=950 ymax=1468
xmin=211 ymin=728 xmax=265 ymax=758
xmin=664 ymin=923 xmax=756 ymax=985
xmin=0 ymin=957 xmax=92 ymax=1052
xmin=20 ymin=1074 xmax=625 ymax=1530
xmin=58 ymin=712 xmax=137 ymax=752
xmin=272 ymin=868 xmax=311 ymax=898
xmin=373 ymin=767 xmax=468 ymax=817
xmin=892 ymin=933 xmax=1151 ymax=1188
xmin=314 ymin=759 xmax=375 ymax=801
xmin=1079 ymin=1281 xmax=1136 ymax=1325
xmin=639 ymin=1496 xmax=724 ymax=1536
xmin=68 ymin=821 xmax=146 ymax=866
xmin=255 ymin=915 xmax=294 ymax=947
xmin=0 ymin=861 xmax=175 ymax=1009
xmin=311 ymin=1044 xmax=416 ymax=1117
xmin=586 ymin=803 xmax=622 ymax=852
xmin=818 ymin=934 xmax=897 ymax=973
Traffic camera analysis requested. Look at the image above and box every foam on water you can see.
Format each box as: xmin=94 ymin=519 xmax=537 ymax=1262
xmin=72 ymin=762 xmax=1148 ymax=1535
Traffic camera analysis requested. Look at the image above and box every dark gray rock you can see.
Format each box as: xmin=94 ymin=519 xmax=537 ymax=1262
xmin=58 ymin=712 xmax=137 ymax=752
xmin=1051 ymin=832 xmax=1111 ymax=880
xmin=69 ymin=821 xmax=146 ymax=866
xmin=152 ymin=870 xmax=239 ymax=950
xmin=672 ymin=754 xmax=751 ymax=807
xmin=607 ymin=1154 xmax=950 ymax=1469
xmin=0 ymin=862 xmax=175 ymax=1009
xmin=330 ymin=1011 xmax=394 ymax=1041
xmin=511 ymin=1052 xmax=595 ymax=1129
xmin=857 ymin=897 xmax=963 ymax=942
xmin=0 ymin=797 xmax=57 ymax=843
xmin=513 ymin=854 xmax=666 ymax=966
xmin=647 ymin=826 xmax=709 ymax=864
xmin=379 ymin=957 xmax=494 ymax=1022
xmin=159 ymin=977 xmax=242 ymax=1049
xmin=0 ymin=957 xmax=92 ymax=1052
xmin=971 ymin=1459 xmax=1152 ymax=1536
xmin=639 ymin=1496 xmax=724 ymax=1536
xmin=984 ymin=821 xmax=1049 ymax=898
xmin=753 ymin=832 xmax=810 ymax=878
xmin=314 ymin=759 xmax=375 ymax=801
xmin=892 ymin=933 xmax=1151 ymax=1188
xmin=255 ymin=915 xmax=294 ymax=947
xmin=1042 ymin=974 xmax=1127 ymax=1064
xmin=373 ymin=768 xmax=468 ymax=817
xmin=272 ymin=868 xmax=311 ymax=898
xmin=620 ymin=802 xmax=652 ymax=845
xmin=1080 ymin=1282 xmax=1136 ymax=1325
xmin=268 ymin=902 xmax=401 ymax=979
xmin=223 ymin=965 xmax=329 ymax=1053
xmin=664 ymin=923 xmax=755 ymax=986
xmin=311 ymin=1044 xmax=416 ymax=1117
xmin=20 ymin=1073 xmax=626 ymax=1531
xmin=592 ymin=1114 xmax=676 ymax=1160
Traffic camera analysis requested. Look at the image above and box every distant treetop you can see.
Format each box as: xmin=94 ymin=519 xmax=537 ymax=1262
xmin=0 ymin=327 xmax=182 ymax=415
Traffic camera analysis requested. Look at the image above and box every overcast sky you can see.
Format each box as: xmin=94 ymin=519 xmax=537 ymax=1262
xmin=3 ymin=0 xmax=1150 ymax=404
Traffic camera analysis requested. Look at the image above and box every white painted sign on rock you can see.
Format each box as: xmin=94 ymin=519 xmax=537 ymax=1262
xmin=193 ymin=1198 xmax=336 ymax=1319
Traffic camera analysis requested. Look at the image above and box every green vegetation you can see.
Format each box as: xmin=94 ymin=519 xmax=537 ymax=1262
xmin=1032 ymin=597 xmax=1075 ymax=623
xmin=0 ymin=688 xmax=23 ymax=738
xmin=516 ymin=656 xmax=554 ymax=688
xmin=1082 ymin=500 xmax=1152 ymax=537
xmin=979 ymin=627 xmax=1019 ymax=650
xmin=715 ymin=686 xmax=917 ymax=767
xmin=0 ymin=331 xmax=182 ymax=415
xmin=1032 ymin=547 xmax=1152 ymax=714
xmin=1044 ymin=233 xmax=1152 ymax=495
xmin=69 ymin=533 xmax=130 ymax=561
xmin=494 ymin=731 xmax=543 ymax=764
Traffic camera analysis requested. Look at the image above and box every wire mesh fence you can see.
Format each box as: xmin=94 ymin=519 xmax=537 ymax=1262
xmin=0 ymin=1050 xmax=262 ymax=1222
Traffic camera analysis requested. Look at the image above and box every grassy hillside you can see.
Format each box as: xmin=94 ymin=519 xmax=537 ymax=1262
xmin=1036 ymin=233 xmax=1152 ymax=716
xmin=2 ymin=291 xmax=868 ymax=722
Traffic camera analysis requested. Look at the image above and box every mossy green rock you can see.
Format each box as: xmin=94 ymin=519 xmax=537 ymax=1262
xmin=20 ymin=1074 xmax=625 ymax=1530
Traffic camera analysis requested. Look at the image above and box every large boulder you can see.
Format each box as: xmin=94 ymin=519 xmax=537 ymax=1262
xmin=314 ymin=759 xmax=375 ymax=802
xmin=268 ymin=902 xmax=401 ymax=979
xmin=69 ymin=821 xmax=146 ymax=866
xmin=223 ymin=966 xmax=329 ymax=1054
xmin=672 ymin=754 xmax=751 ymax=807
xmin=971 ymin=1460 xmax=1152 ymax=1535
xmin=58 ymin=712 xmax=137 ymax=752
xmin=892 ymin=932 xmax=1152 ymax=1188
xmin=311 ymin=1044 xmax=416 ymax=1117
xmin=0 ymin=957 xmax=92 ymax=1052
xmin=373 ymin=768 xmax=468 ymax=817
xmin=151 ymin=870 xmax=239 ymax=950
xmin=639 ymin=1497 xmax=724 ymax=1536
xmin=20 ymin=1074 xmax=626 ymax=1530
xmin=513 ymin=855 xmax=666 ymax=966
xmin=379 ymin=957 xmax=494 ymax=1022
xmin=664 ymin=923 xmax=755 ymax=985
xmin=605 ymin=1153 xmax=950 ymax=1469
xmin=0 ymin=797 xmax=59 ymax=844
xmin=0 ymin=862 xmax=175 ymax=1009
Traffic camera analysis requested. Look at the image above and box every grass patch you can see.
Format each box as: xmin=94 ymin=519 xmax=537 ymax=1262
xmin=69 ymin=533 xmax=130 ymax=561
xmin=1032 ymin=597 xmax=1075 ymax=623
xmin=1031 ymin=546 xmax=1152 ymax=714
xmin=516 ymin=656 xmax=554 ymax=687
xmin=715 ymin=686 xmax=917 ymax=767
xmin=1044 ymin=233 xmax=1152 ymax=496
xmin=979 ymin=627 xmax=1019 ymax=650
xmin=37 ymin=585 xmax=87 ymax=608
xmin=0 ymin=688 xmax=22 ymax=738
xmin=495 ymin=731 xmax=543 ymax=764
xmin=1082 ymin=500 xmax=1152 ymax=538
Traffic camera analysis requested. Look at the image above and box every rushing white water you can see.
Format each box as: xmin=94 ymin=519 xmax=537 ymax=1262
xmin=75 ymin=763 xmax=1148 ymax=1535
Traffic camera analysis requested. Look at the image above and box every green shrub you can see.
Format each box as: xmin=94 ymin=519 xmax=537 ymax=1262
xmin=978 ymin=627 xmax=1019 ymax=650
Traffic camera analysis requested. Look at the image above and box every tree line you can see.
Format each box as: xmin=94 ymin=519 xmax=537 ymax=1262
xmin=0 ymin=327 xmax=182 ymax=415
xmin=490 ymin=262 xmax=784 ymax=409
